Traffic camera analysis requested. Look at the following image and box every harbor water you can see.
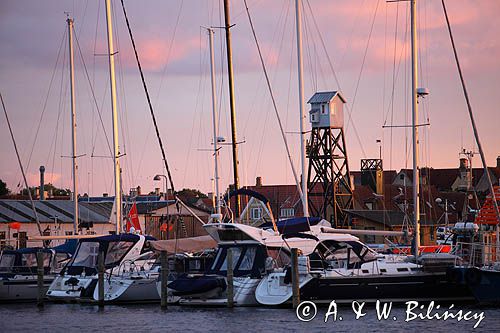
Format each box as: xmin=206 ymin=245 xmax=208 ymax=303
xmin=1 ymin=303 xmax=499 ymax=332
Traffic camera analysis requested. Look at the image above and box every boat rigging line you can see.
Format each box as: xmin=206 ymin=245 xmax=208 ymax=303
xmin=1 ymin=92 xmax=44 ymax=239
xmin=441 ymin=0 xmax=500 ymax=233
xmin=242 ymin=0 xmax=305 ymax=207
xmin=119 ymin=0 xmax=201 ymax=220
xmin=74 ymin=23 xmax=113 ymax=157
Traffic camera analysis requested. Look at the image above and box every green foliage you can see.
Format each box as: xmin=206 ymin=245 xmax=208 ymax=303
xmin=0 ymin=179 xmax=10 ymax=196
xmin=176 ymin=188 xmax=207 ymax=199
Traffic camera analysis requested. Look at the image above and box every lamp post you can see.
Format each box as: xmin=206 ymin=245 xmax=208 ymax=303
xmin=153 ymin=174 xmax=167 ymax=200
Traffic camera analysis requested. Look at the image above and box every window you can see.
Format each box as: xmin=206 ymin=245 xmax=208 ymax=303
xmin=220 ymin=247 xmax=242 ymax=271
xmin=18 ymin=232 xmax=27 ymax=249
xmin=105 ymin=241 xmax=134 ymax=265
xmin=321 ymin=104 xmax=326 ymax=114
xmin=280 ymin=208 xmax=294 ymax=218
xmin=0 ymin=254 xmax=15 ymax=272
xmin=65 ymin=231 xmax=73 ymax=236
xmin=239 ymin=247 xmax=257 ymax=270
xmin=22 ymin=252 xmax=51 ymax=268
xmin=72 ymin=242 xmax=100 ymax=268
xmin=365 ymin=202 xmax=373 ymax=210
xmin=251 ymin=207 xmax=262 ymax=220
xmin=310 ymin=111 xmax=319 ymax=123
xmin=400 ymin=174 xmax=405 ymax=180
xmin=266 ymin=248 xmax=291 ymax=267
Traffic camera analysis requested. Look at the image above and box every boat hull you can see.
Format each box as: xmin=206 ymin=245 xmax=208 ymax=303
xmin=178 ymin=277 xmax=261 ymax=306
xmin=0 ymin=276 xmax=54 ymax=302
xmin=94 ymin=276 xmax=160 ymax=303
xmin=457 ymin=267 xmax=500 ymax=304
xmin=300 ymin=272 xmax=474 ymax=304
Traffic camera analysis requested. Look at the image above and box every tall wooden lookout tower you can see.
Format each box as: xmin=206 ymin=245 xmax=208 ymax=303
xmin=306 ymin=91 xmax=353 ymax=227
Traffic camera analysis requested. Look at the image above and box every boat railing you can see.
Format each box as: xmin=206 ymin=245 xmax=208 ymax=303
xmin=453 ymin=242 xmax=500 ymax=267
xmin=112 ymin=256 xmax=158 ymax=279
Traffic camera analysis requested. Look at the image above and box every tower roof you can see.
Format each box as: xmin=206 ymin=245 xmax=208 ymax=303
xmin=307 ymin=91 xmax=346 ymax=104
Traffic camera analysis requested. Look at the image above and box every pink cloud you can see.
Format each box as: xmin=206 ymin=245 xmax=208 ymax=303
xmin=27 ymin=172 xmax=62 ymax=188
xmin=130 ymin=37 xmax=203 ymax=71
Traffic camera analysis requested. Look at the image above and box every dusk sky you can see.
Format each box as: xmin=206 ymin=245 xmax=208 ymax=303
xmin=1 ymin=0 xmax=499 ymax=197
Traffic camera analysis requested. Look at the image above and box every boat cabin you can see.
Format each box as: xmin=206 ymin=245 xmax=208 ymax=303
xmin=0 ymin=247 xmax=72 ymax=275
xmin=310 ymin=239 xmax=378 ymax=270
xmin=63 ymin=234 xmax=155 ymax=276
xmin=207 ymin=244 xmax=290 ymax=278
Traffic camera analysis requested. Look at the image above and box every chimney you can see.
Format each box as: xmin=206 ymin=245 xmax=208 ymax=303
xmin=155 ymin=187 xmax=160 ymax=196
xmin=497 ymin=156 xmax=500 ymax=168
xmin=459 ymin=158 xmax=468 ymax=170
xmin=137 ymin=186 xmax=142 ymax=196
xmin=256 ymin=176 xmax=263 ymax=187
xmin=39 ymin=166 xmax=45 ymax=200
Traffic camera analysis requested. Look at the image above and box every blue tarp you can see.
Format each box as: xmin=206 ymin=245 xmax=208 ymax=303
xmin=261 ymin=216 xmax=322 ymax=234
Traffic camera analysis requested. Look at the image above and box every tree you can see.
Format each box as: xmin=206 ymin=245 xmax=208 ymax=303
xmin=176 ymin=188 xmax=208 ymax=200
xmin=20 ymin=183 xmax=70 ymax=197
xmin=0 ymin=179 xmax=10 ymax=196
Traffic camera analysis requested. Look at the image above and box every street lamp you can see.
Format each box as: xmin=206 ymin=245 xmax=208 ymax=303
xmin=153 ymin=174 xmax=167 ymax=200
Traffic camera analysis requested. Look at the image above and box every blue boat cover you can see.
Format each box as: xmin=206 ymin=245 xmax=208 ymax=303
xmin=168 ymin=274 xmax=227 ymax=296
xmin=79 ymin=234 xmax=156 ymax=243
xmin=261 ymin=216 xmax=322 ymax=234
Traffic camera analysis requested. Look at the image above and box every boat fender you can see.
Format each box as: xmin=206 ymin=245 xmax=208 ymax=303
xmin=465 ymin=268 xmax=482 ymax=286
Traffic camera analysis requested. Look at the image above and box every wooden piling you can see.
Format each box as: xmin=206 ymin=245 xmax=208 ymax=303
xmin=226 ymin=248 xmax=234 ymax=308
xmin=160 ymin=251 xmax=168 ymax=309
xmin=98 ymin=250 xmax=105 ymax=307
xmin=291 ymin=248 xmax=300 ymax=308
xmin=36 ymin=251 xmax=44 ymax=307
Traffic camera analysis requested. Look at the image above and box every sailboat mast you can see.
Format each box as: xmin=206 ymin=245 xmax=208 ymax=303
xmin=410 ymin=0 xmax=420 ymax=256
xmin=105 ymin=0 xmax=122 ymax=234
xmin=208 ymin=28 xmax=221 ymax=217
xmin=223 ymin=0 xmax=241 ymax=218
xmin=294 ymin=0 xmax=309 ymax=217
xmin=67 ymin=17 xmax=79 ymax=234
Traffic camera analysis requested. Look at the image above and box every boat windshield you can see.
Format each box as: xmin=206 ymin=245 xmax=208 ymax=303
xmin=209 ymin=245 xmax=265 ymax=277
xmin=316 ymin=240 xmax=377 ymax=268
xmin=105 ymin=241 xmax=134 ymax=266
xmin=21 ymin=252 xmax=52 ymax=268
xmin=0 ymin=254 xmax=15 ymax=272
xmin=72 ymin=241 xmax=100 ymax=268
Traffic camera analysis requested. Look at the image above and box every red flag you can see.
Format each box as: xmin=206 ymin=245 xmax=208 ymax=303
xmin=160 ymin=223 xmax=168 ymax=232
xmin=125 ymin=203 xmax=142 ymax=233
xmin=9 ymin=222 xmax=21 ymax=230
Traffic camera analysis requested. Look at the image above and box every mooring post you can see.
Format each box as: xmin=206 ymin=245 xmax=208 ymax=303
xmin=160 ymin=251 xmax=168 ymax=309
xmin=227 ymin=248 xmax=234 ymax=308
xmin=291 ymin=248 xmax=300 ymax=308
xmin=98 ymin=250 xmax=105 ymax=307
xmin=36 ymin=251 xmax=44 ymax=307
